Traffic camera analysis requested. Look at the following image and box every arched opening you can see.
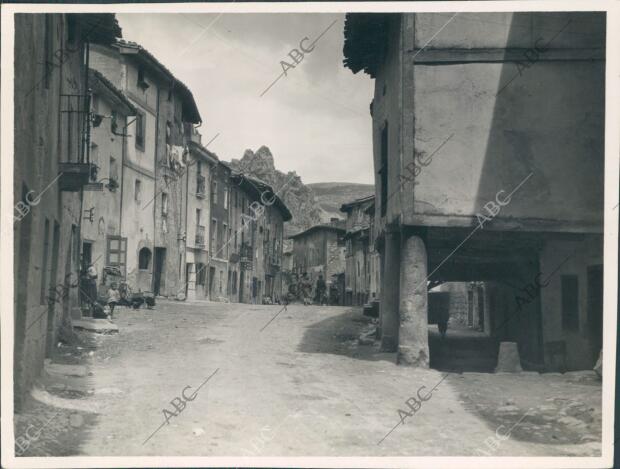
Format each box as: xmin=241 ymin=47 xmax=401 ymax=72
xmin=138 ymin=247 xmax=152 ymax=270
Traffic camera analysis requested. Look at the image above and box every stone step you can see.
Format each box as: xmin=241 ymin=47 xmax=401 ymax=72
xmin=72 ymin=318 xmax=119 ymax=333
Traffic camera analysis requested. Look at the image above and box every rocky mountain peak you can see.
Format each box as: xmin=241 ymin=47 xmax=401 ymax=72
xmin=228 ymin=146 xmax=322 ymax=236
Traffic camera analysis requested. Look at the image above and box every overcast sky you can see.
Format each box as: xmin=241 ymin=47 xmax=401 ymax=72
xmin=117 ymin=13 xmax=374 ymax=184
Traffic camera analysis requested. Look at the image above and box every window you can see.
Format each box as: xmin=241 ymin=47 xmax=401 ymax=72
xmin=561 ymin=275 xmax=579 ymax=331
xmin=106 ymin=236 xmax=127 ymax=275
xmin=196 ymin=170 xmax=205 ymax=196
xmin=137 ymin=68 xmax=149 ymax=91
xmin=379 ymin=122 xmax=389 ymax=216
xmin=196 ymin=263 xmax=206 ymax=286
xmin=211 ymin=219 xmax=217 ymax=256
xmin=161 ymin=193 xmax=168 ymax=215
xmin=219 ymin=270 xmax=223 ymax=293
xmin=111 ymin=111 xmax=119 ymax=134
xmin=109 ymin=156 xmax=118 ymax=183
xmin=134 ymin=179 xmax=142 ymax=203
xmin=212 ymin=181 xmax=218 ymax=205
xmin=223 ymin=223 xmax=228 ymax=257
xmin=232 ymin=271 xmax=238 ymax=294
xmin=135 ymin=111 xmax=145 ymax=150
xmin=138 ymin=247 xmax=152 ymax=270
xmin=224 ymin=187 xmax=229 ymax=209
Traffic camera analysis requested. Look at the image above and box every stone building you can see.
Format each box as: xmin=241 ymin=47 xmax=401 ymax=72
xmin=343 ymin=12 xmax=604 ymax=370
xmin=429 ymin=281 xmax=487 ymax=328
xmin=13 ymin=13 xmax=121 ymax=408
xmin=90 ymin=39 xmax=201 ymax=297
xmin=208 ymin=161 xmax=232 ymax=301
xmin=340 ymin=195 xmax=376 ymax=306
xmin=81 ymin=68 xmax=136 ymax=302
xmin=228 ymin=173 xmax=292 ymax=304
xmin=289 ymin=221 xmax=346 ymax=301
xmin=184 ymin=126 xmax=218 ymax=300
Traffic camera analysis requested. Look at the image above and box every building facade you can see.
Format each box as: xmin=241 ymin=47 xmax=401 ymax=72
xmin=340 ymin=195 xmax=376 ymax=306
xmin=13 ymin=13 xmax=121 ymax=408
xmin=184 ymin=127 xmax=218 ymax=300
xmin=289 ymin=221 xmax=346 ymax=302
xmin=343 ymin=12 xmax=605 ymax=370
xmin=208 ymin=161 xmax=232 ymax=301
xmin=229 ymin=173 xmax=292 ymax=304
xmin=90 ymin=39 xmax=201 ymax=297
xmin=81 ymin=68 xmax=136 ymax=304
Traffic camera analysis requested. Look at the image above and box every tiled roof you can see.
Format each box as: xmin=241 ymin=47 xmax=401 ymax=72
xmin=288 ymin=222 xmax=346 ymax=240
xmin=340 ymin=194 xmax=375 ymax=212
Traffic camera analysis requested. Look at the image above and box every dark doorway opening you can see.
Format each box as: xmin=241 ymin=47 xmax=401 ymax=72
xmin=209 ymin=266 xmax=216 ymax=299
xmin=239 ymin=270 xmax=245 ymax=302
xmin=80 ymin=241 xmax=93 ymax=305
xmin=153 ymin=247 xmax=166 ymax=296
xmin=81 ymin=241 xmax=92 ymax=271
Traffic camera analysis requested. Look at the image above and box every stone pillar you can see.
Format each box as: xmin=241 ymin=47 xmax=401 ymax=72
xmin=398 ymin=233 xmax=429 ymax=367
xmin=380 ymin=228 xmax=400 ymax=352
xmin=495 ymin=342 xmax=523 ymax=373
xmin=377 ymin=243 xmax=385 ymax=339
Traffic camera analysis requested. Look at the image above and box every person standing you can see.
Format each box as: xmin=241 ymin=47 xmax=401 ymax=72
xmin=86 ymin=263 xmax=98 ymax=304
xmin=106 ymin=283 xmax=121 ymax=318
xmin=300 ymin=272 xmax=312 ymax=306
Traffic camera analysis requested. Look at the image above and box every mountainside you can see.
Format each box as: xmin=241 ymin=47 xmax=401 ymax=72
xmin=228 ymin=146 xmax=322 ymax=236
xmin=308 ymin=182 xmax=374 ymax=221
xmin=228 ymin=147 xmax=375 ymax=236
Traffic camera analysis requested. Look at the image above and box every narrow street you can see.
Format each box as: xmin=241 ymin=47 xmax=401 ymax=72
xmin=16 ymin=301 xmax=602 ymax=457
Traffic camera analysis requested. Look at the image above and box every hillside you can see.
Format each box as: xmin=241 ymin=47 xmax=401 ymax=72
xmin=308 ymin=182 xmax=374 ymax=221
xmin=228 ymin=146 xmax=322 ymax=236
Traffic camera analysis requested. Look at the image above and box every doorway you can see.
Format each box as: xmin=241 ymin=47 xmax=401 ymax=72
xmin=81 ymin=241 xmax=92 ymax=271
xmin=239 ymin=270 xmax=245 ymax=303
xmin=153 ymin=247 xmax=166 ymax=295
xmin=209 ymin=266 xmax=216 ymax=299
xmin=80 ymin=241 xmax=93 ymax=305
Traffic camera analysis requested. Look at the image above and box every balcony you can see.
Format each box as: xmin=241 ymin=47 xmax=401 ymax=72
xmin=196 ymin=175 xmax=206 ymax=198
xmin=195 ymin=225 xmax=206 ymax=248
xmin=58 ymin=162 xmax=95 ymax=192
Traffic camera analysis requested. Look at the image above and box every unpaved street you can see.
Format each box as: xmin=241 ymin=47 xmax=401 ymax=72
xmin=16 ymin=301 xmax=602 ymax=457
